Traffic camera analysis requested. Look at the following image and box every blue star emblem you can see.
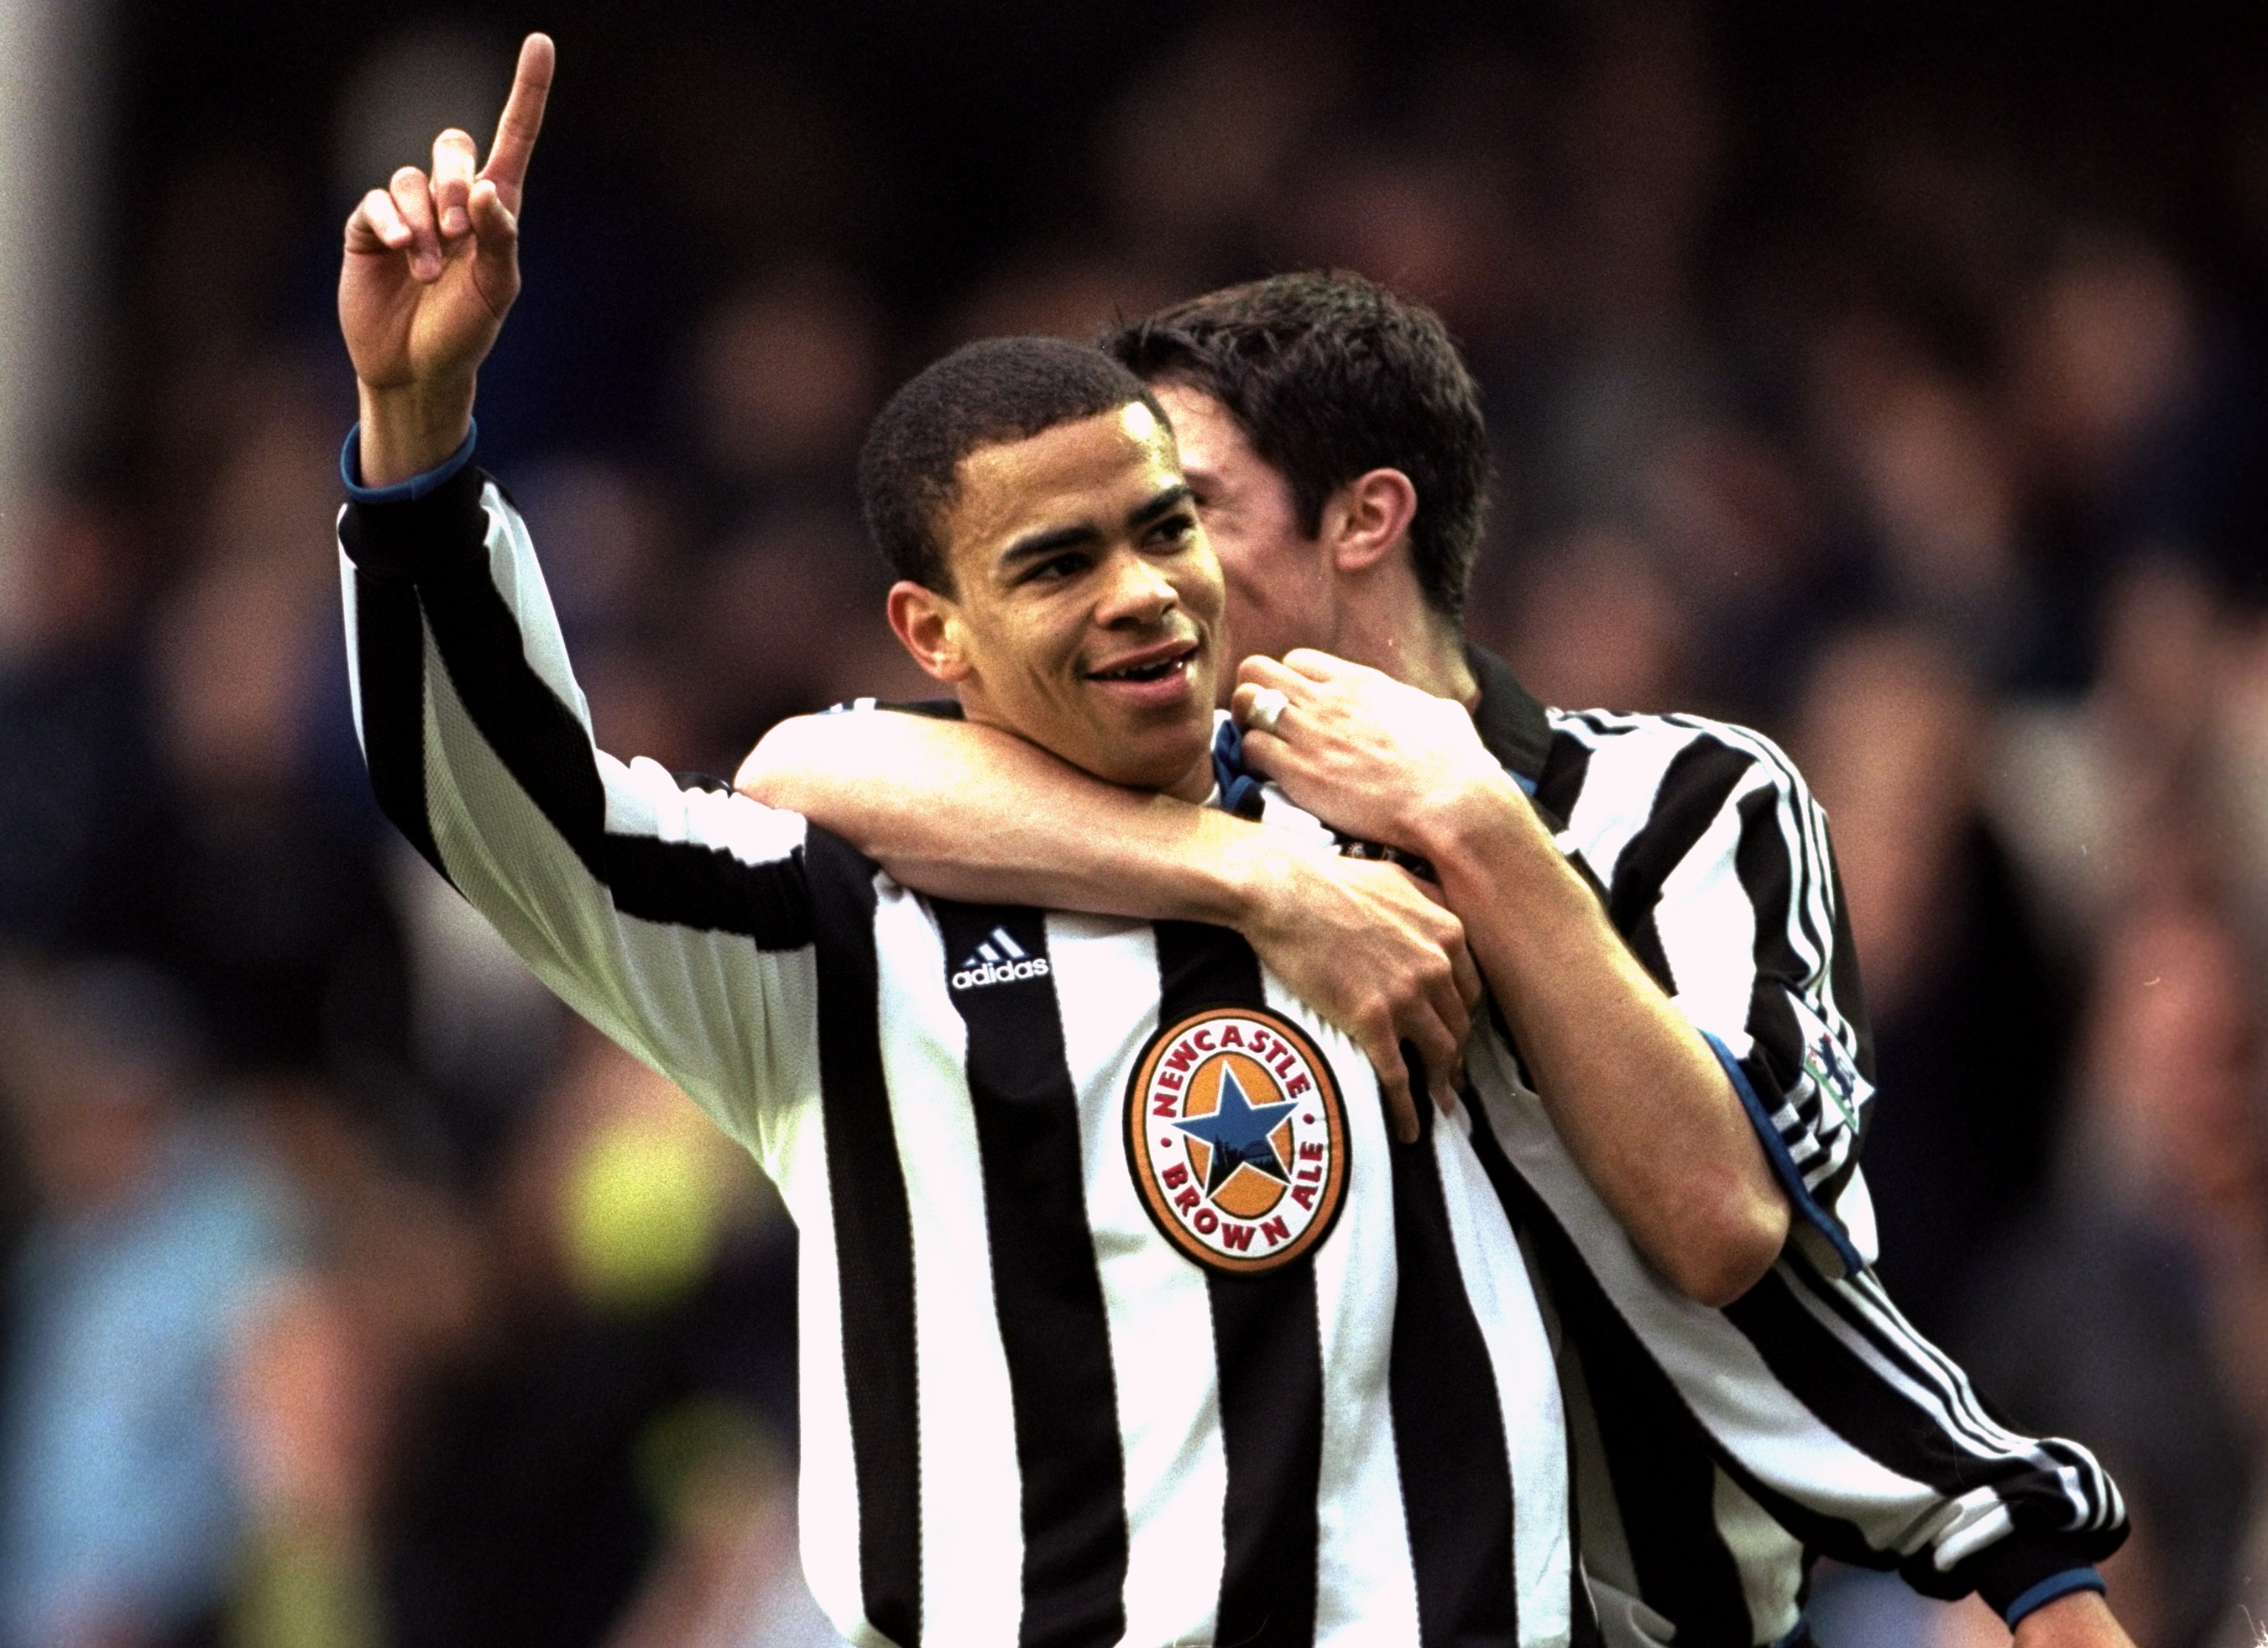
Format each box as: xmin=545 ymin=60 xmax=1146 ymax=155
xmin=1175 ymin=1063 xmax=1298 ymax=1195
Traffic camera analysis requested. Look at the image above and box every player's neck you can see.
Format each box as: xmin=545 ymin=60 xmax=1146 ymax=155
xmin=1332 ymin=583 xmax=1477 ymax=708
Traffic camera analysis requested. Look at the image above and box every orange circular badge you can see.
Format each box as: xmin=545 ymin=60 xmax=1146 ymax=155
xmin=1124 ymin=1006 xmax=1350 ymax=1275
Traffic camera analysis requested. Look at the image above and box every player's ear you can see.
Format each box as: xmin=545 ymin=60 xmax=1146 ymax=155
xmin=887 ymin=580 xmax=972 ymax=684
xmin=1322 ymin=467 xmax=1419 ymax=577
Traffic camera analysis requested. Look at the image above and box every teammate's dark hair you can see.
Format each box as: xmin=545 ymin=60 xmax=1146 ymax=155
xmin=1103 ymin=272 xmax=1488 ymax=622
xmin=858 ymin=335 xmax=1165 ymax=591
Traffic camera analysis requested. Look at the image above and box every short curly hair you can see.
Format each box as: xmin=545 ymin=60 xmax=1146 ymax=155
xmin=1104 ymin=272 xmax=1488 ymax=622
xmin=858 ymin=335 xmax=1166 ymax=591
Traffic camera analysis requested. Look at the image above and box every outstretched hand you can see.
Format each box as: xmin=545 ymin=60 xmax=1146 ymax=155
xmin=340 ymin=32 xmax=554 ymax=485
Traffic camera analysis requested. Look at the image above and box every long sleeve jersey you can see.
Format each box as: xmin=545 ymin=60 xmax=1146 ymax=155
xmin=336 ymin=445 xmax=1597 ymax=1648
xmin=1446 ymin=646 xmax=2127 ymax=1645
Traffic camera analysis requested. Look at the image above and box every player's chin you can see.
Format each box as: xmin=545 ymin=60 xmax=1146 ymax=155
xmin=1086 ymin=704 xmax=1214 ymax=793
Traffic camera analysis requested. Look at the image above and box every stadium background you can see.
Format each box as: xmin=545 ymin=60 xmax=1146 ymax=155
xmin=0 ymin=1 xmax=2264 ymax=1644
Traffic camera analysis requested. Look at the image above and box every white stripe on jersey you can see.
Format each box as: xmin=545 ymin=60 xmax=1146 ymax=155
xmin=1044 ymin=914 xmax=1226 ymax=1648
xmin=1282 ymin=945 xmax=1423 ymax=1644
xmin=1712 ymin=1470 xmax=1803 ymax=1639
xmin=1436 ymin=1100 xmax=1573 ymax=1641
xmin=872 ymin=882 xmax=1025 ymax=1643
xmin=1649 ymin=763 xmax=1763 ymax=1061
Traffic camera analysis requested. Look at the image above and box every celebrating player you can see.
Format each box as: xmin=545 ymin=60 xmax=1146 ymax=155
xmin=337 ymin=37 xmax=1608 ymax=1646
xmin=737 ymin=274 xmax=2138 ymax=1648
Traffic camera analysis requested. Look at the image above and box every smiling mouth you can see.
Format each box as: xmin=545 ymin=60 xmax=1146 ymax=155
xmin=1087 ymin=640 xmax=1199 ymax=684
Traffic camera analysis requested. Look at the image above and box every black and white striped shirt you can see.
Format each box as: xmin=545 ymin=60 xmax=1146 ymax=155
xmin=335 ymin=453 xmax=1597 ymax=1648
xmin=1441 ymin=648 xmax=2128 ymax=1646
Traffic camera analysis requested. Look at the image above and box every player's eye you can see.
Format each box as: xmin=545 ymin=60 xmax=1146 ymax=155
xmin=1147 ymin=511 xmax=1198 ymax=549
xmin=1024 ymin=551 xmax=1090 ymax=584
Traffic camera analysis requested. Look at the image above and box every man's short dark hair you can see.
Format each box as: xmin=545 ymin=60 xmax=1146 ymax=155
xmin=1104 ymin=272 xmax=1488 ymax=622
xmin=859 ymin=335 xmax=1165 ymax=591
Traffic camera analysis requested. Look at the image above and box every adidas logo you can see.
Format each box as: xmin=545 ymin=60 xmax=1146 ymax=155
xmin=950 ymin=927 xmax=1051 ymax=991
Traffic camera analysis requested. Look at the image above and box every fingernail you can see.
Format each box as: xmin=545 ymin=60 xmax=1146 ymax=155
xmin=443 ymin=208 xmax=469 ymax=235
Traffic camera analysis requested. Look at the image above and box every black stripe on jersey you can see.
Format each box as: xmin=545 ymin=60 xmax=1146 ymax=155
xmin=1723 ymin=1264 xmax=2120 ymax=1576
xmin=1728 ymin=789 xmax=1868 ymax=1255
xmin=351 ymin=566 xmax=448 ymax=882
xmin=932 ymin=902 xmax=1130 ymax=1648
xmin=1531 ymin=733 xmax=1593 ymax=835
xmin=1709 ymin=1264 xmax=2126 ymax=1579
xmin=1697 ymin=718 xmax=1855 ymax=1076
xmin=1386 ymin=1099 xmax=1519 ymax=1646
xmin=1732 ymin=785 xmax=1827 ymax=1148
xmin=1604 ymin=734 xmax=1754 ymax=993
xmin=807 ymin=830 xmax=922 ymax=1645
xmin=1825 ymin=850 xmax=1874 ymax=1082
xmin=1466 ymin=645 xmax=1554 ymax=784
xmin=1734 ymin=786 xmax=1801 ymax=1035
xmin=1460 ymin=1099 xmax=1756 ymax=1646
xmin=406 ymin=517 xmax=811 ymax=947
xmin=1156 ymin=921 xmax=1323 ymax=1648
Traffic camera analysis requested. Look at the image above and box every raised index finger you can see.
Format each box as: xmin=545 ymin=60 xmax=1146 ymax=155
xmin=478 ymin=32 xmax=554 ymax=213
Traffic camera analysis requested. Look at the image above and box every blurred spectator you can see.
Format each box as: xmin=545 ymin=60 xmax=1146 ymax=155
xmin=0 ymin=475 xmax=161 ymax=952
xmin=0 ymin=961 xmax=300 ymax=1648
xmin=509 ymin=459 xmax=684 ymax=651
xmin=1796 ymin=625 xmax=2075 ymax=1347
xmin=1808 ymin=320 xmax=2041 ymax=682
xmin=126 ymin=371 xmax=409 ymax=1085
xmin=681 ymin=508 xmax=932 ymax=752
xmin=946 ymin=245 xmax=1185 ymax=352
xmin=378 ymin=1026 xmax=796 ymax=1648
xmin=1099 ymin=5 xmax=1355 ymax=271
xmin=222 ymin=1078 xmax=489 ymax=1648
xmin=1962 ymin=895 xmax=2264 ymax=1648
xmin=690 ymin=265 xmax=882 ymax=511
xmin=27 ymin=3 xmax=2268 ymax=1641
xmin=1485 ymin=524 xmax=1695 ymax=715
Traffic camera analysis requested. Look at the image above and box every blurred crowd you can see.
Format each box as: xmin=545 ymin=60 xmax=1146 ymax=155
xmin=2 ymin=4 xmax=2267 ymax=1645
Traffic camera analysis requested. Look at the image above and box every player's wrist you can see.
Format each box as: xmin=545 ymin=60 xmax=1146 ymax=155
xmin=2010 ymin=1587 xmax=2127 ymax=1647
xmin=356 ymin=378 xmax=477 ymax=487
xmin=1406 ymin=764 xmax=1534 ymax=873
xmin=1215 ymin=827 xmax=1311 ymax=941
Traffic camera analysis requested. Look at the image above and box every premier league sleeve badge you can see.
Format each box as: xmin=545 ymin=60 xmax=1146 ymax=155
xmin=1124 ymin=1006 xmax=1350 ymax=1275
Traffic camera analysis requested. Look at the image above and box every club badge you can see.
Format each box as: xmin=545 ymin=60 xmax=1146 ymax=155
xmin=1124 ymin=1005 xmax=1349 ymax=1275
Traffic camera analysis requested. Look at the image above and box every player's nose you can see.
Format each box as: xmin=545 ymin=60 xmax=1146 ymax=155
xmin=1093 ymin=545 xmax=1178 ymax=628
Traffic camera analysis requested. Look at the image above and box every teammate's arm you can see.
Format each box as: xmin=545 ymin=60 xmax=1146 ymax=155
xmin=1235 ymin=651 xmax=1790 ymax=1305
xmin=2015 ymin=1593 xmax=2137 ymax=1648
xmin=738 ymin=710 xmax=1478 ymax=1140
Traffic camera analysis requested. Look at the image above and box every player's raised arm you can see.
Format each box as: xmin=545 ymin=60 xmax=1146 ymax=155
xmin=341 ymin=31 xmax=553 ymax=485
xmin=332 ymin=35 xmax=821 ymax=1159
xmin=738 ymin=708 xmax=1480 ymax=1141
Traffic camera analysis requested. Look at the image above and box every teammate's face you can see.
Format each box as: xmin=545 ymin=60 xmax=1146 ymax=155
xmin=895 ymin=402 xmax=1224 ymax=800
xmin=1151 ymin=381 xmax=1339 ymax=695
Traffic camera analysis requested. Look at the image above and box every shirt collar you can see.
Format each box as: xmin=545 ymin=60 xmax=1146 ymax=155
xmin=1463 ymin=642 xmax=1553 ymax=788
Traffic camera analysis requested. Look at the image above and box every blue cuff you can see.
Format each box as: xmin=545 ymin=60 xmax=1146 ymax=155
xmin=341 ymin=419 xmax=478 ymax=504
xmin=2004 ymin=1568 xmax=2105 ymax=1630
xmin=1701 ymin=1029 xmax=1865 ymax=1277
